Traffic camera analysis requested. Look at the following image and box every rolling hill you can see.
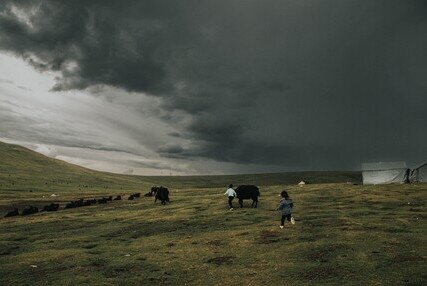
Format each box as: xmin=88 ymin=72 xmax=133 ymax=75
xmin=0 ymin=140 xmax=361 ymax=191
xmin=0 ymin=141 xmax=149 ymax=192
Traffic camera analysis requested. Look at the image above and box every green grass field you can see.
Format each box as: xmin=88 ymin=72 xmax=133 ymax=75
xmin=0 ymin=141 xmax=426 ymax=285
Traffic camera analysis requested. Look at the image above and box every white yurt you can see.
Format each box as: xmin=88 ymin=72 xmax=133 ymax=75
xmin=362 ymin=162 xmax=409 ymax=185
xmin=410 ymin=163 xmax=427 ymax=183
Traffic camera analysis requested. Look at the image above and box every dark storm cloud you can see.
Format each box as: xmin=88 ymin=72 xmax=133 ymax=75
xmin=0 ymin=0 xmax=426 ymax=170
xmin=157 ymin=143 xmax=184 ymax=155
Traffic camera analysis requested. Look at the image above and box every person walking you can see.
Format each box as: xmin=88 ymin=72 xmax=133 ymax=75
xmin=277 ymin=190 xmax=295 ymax=229
xmin=224 ymin=184 xmax=237 ymax=210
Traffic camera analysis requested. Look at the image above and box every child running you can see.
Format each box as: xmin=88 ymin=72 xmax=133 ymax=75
xmin=276 ymin=190 xmax=295 ymax=229
xmin=224 ymin=184 xmax=237 ymax=210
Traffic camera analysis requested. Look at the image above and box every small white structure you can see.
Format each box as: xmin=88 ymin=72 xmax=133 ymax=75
xmin=410 ymin=163 xmax=427 ymax=183
xmin=362 ymin=162 xmax=409 ymax=185
xmin=298 ymin=181 xmax=306 ymax=186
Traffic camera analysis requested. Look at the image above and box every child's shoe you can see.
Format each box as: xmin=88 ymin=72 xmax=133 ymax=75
xmin=291 ymin=217 xmax=295 ymax=224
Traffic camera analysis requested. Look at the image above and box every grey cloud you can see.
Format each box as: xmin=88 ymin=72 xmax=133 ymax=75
xmin=17 ymin=85 xmax=31 ymax=91
xmin=0 ymin=0 xmax=426 ymax=171
xmin=167 ymin=132 xmax=181 ymax=138
xmin=129 ymin=158 xmax=191 ymax=173
xmin=0 ymin=78 xmax=13 ymax=84
xmin=157 ymin=143 xmax=184 ymax=155
xmin=0 ymin=78 xmax=31 ymax=91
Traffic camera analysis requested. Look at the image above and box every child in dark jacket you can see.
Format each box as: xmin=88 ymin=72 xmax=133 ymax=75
xmin=276 ymin=190 xmax=295 ymax=229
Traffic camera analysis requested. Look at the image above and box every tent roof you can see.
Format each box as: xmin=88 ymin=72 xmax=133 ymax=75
xmin=362 ymin=161 xmax=407 ymax=171
xmin=415 ymin=162 xmax=427 ymax=170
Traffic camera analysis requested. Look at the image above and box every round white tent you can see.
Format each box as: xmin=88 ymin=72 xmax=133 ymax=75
xmin=410 ymin=163 xmax=427 ymax=183
xmin=362 ymin=162 xmax=409 ymax=185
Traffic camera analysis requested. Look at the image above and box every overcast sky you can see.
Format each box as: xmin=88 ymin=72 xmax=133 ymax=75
xmin=0 ymin=0 xmax=426 ymax=175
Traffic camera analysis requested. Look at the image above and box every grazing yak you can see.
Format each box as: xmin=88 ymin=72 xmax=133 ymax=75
xmin=154 ymin=186 xmax=169 ymax=205
xmin=65 ymin=199 xmax=84 ymax=209
xmin=235 ymin=185 xmax=260 ymax=208
xmin=113 ymin=195 xmax=121 ymax=200
xmin=42 ymin=203 xmax=60 ymax=212
xmin=64 ymin=201 xmax=74 ymax=209
xmin=128 ymin=193 xmax=141 ymax=200
xmin=5 ymin=208 xmax=19 ymax=217
xmin=22 ymin=206 xmax=39 ymax=215
xmin=98 ymin=197 xmax=108 ymax=204
xmin=145 ymin=187 xmax=158 ymax=197
xmin=83 ymin=199 xmax=97 ymax=206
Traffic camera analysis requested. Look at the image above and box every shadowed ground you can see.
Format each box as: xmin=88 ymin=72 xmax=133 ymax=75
xmin=0 ymin=183 xmax=426 ymax=285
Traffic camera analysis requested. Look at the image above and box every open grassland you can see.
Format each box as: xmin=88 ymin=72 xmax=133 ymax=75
xmin=0 ymin=141 xmax=425 ymax=285
xmin=0 ymin=183 xmax=426 ymax=285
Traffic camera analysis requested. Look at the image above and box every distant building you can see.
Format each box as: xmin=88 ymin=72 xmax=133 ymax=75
xmin=362 ymin=162 xmax=409 ymax=185
xmin=410 ymin=163 xmax=427 ymax=183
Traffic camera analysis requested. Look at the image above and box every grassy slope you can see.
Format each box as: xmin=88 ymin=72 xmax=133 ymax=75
xmin=0 ymin=141 xmax=151 ymax=192
xmin=0 ymin=183 xmax=425 ymax=285
xmin=0 ymin=141 xmax=425 ymax=285
xmin=0 ymin=141 xmax=361 ymax=191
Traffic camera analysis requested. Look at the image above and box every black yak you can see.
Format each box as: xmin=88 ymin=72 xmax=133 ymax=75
xmin=98 ymin=197 xmax=108 ymax=204
xmin=154 ymin=186 xmax=170 ymax=205
xmin=235 ymin=185 xmax=260 ymax=208
xmin=5 ymin=208 xmax=19 ymax=217
xmin=128 ymin=193 xmax=141 ymax=200
xmin=145 ymin=187 xmax=158 ymax=197
xmin=83 ymin=199 xmax=97 ymax=206
xmin=65 ymin=201 xmax=75 ymax=209
xmin=65 ymin=199 xmax=84 ymax=209
xmin=42 ymin=203 xmax=60 ymax=212
xmin=22 ymin=206 xmax=39 ymax=215
xmin=113 ymin=195 xmax=121 ymax=200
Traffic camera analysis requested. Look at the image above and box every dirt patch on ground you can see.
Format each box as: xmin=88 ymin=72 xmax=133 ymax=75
xmin=82 ymin=243 xmax=98 ymax=249
xmin=0 ymin=244 xmax=19 ymax=255
xmin=234 ymin=231 xmax=250 ymax=236
xmin=321 ymin=218 xmax=352 ymax=228
xmin=409 ymin=208 xmax=423 ymax=212
xmin=207 ymin=239 xmax=223 ymax=246
xmin=299 ymin=265 xmax=352 ymax=280
xmin=258 ymin=230 xmax=287 ymax=244
xmin=303 ymin=243 xmax=353 ymax=263
xmin=299 ymin=234 xmax=321 ymax=242
xmin=206 ymin=256 xmax=235 ymax=266
xmin=393 ymin=255 xmax=425 ymax=262
xmin=385 ymin=227 xmax=407 ymax=233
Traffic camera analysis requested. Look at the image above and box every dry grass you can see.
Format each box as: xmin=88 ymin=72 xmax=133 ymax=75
xmin=0 ymin=183 xmax=426 ymax=285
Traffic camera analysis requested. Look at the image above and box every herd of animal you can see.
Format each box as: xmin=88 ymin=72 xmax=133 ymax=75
xmin=3 ymin=185 xmax=259 ymax=218
xmin=3 ymin=186 xmax=171 ymax=218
